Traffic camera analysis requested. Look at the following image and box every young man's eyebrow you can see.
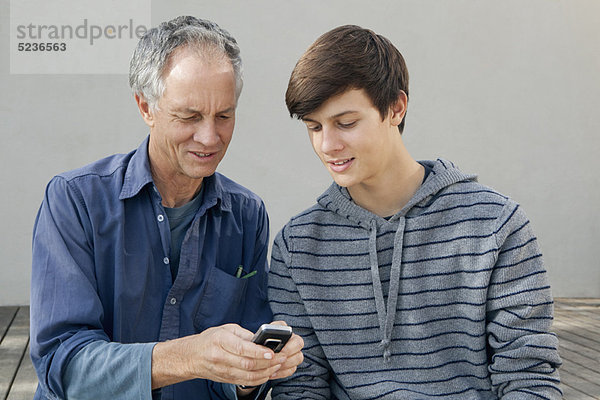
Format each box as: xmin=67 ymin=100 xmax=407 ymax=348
xmin=331 ymin=110 xmax=358 ymax=118
xmin=303 ymin=110 xmax=358 ymax=122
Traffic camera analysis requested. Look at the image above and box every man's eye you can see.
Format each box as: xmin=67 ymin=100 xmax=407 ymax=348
xmin=179 ymin=116 xmax=200 ymax=122
xmin=218 ymin=115 xmax=232 ymax=120
xmin=307 ymin=125 xmax=321 ymax=132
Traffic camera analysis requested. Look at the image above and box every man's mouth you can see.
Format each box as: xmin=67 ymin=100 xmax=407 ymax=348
xmin=192 ymin=151 xmax=214 ymax=158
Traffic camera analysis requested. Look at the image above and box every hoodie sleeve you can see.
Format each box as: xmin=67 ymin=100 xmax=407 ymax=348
xmin=486 ymin=200 xmax=563 ymax=399
xmin=268 ymin=226 xmax=332 ymax=399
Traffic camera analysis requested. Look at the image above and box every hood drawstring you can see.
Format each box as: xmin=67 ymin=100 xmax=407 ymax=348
xmin=368 ymin=219 xmax=405 ymax=362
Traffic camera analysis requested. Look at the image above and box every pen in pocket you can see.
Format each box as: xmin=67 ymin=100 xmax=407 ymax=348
xmin=236 ymin=265 xmax=257 ymax=279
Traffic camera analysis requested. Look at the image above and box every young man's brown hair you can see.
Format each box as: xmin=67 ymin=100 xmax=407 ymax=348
xmin=285 ymin=24 xmax=410 ymax=133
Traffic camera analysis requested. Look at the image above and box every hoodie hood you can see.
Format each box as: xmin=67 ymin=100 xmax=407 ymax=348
xmin=316 ymin=159 xmax=477 ymax=361
xmin=317 ymin=159 xmax=478 ymax=228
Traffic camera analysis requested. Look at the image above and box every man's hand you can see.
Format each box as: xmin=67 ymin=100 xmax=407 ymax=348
xmin=263 ymin=321 xmax=304 ymax=381
xmin=151 ymin=322 xmax=304 ymax=390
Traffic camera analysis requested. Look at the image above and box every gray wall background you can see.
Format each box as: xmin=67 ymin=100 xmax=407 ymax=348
xmin=2 ymin=0 xmax=599 ymax=305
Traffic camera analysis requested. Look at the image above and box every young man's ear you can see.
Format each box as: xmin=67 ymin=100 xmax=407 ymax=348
xmin=135 ymin=94 xmax=155 ymax=128
xmin=389 ymin=91 xmax=408 ymax=127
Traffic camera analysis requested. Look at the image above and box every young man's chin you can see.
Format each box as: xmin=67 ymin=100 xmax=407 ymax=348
xmin=330 ymin=175 xmax=356 ymax=189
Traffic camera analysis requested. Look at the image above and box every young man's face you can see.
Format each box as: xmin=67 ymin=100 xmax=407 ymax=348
xmin=140 ymin=47 xmax=237 ymax=186
xmin=302 ymin=89 xmax=405 ymax=191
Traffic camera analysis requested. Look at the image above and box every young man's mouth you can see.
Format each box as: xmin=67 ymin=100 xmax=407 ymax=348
xmin=328 ymin=158 xmax=354 ymax=172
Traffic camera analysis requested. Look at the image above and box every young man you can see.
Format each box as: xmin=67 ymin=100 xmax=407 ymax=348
xmin=30 ymin=16 xmax=303 ymax=400
xmin=268 ymin=25 xmax=561 ymax=399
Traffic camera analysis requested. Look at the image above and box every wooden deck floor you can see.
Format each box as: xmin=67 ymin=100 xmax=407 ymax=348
xmin=553 ymin=299 xmax=600 ymax=399
xmin=0 ymin=306 xmax=35 ymax=400
xmin=1 ymin=299 xmax=599 ymax=399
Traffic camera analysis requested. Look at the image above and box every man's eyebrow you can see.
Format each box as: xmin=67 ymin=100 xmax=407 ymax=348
xmin=219 ymin=107 xmax=236 ymax=114
xmin=171 ymin=108 xmax=199 ymax=115
xmin=172 ymin=106 xmax=236 ymax=115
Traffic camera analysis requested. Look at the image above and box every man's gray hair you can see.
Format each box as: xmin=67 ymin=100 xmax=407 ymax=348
xmin=129 ymin=16 xmax=243 ymax=110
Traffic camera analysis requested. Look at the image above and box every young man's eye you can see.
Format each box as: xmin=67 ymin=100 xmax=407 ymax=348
xmin=338 ymin=121 xmax=356 ymax=129
xmin=307 ymin=125 xmax=322 ymax=132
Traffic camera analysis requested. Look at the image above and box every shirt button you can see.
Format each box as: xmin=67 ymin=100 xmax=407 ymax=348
xmin=163 ymin=257 xmax=169 ymax=264
xmin=157 ymin=214 xmax=164 ymax=222
xmin=170 ymin=297 xmax=177 ymax=305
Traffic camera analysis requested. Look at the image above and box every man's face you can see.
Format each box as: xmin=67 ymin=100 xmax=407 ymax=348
xmin=303 ymin=89 xmax=404 ymax=191
xmin=143 ymin=47 xmax=237 ymax=185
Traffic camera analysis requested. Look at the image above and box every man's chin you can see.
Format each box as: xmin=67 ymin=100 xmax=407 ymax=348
xmin=182 ymin=163 xmax=219 ymax=180
xmin=186 ymin=171 xmax=215 ymax=180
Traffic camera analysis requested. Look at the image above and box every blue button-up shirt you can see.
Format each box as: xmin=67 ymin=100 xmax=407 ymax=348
xmin=31 ymin=137 xmax=272 ymax=399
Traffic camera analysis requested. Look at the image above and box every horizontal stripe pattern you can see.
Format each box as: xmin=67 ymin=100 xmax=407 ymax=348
xmin=268 ymin=159 xmax=561 ymax=399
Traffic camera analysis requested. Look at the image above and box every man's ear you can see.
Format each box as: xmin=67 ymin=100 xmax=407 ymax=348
xmin=135 ymin=94 xmax=155 ymax=128
xmin=389 ymin=91 xmax=408 ymax=127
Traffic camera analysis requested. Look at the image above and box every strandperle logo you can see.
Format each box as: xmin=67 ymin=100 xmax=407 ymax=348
xmin=10 ymin=0 xmax=150 ymax=74
xmin=15 ymin=19 xmax=148 ymax=45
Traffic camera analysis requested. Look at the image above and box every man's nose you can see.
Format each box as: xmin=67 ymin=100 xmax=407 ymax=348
xmin=193 ymin=120 xmax=220 ymax=146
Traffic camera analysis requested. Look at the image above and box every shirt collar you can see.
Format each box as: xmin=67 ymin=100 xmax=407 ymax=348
xmin=119 ymin=136 xmax=231 ymax=213
xmin=119 ymin=136 xmax=154 ymax=200
xmin=197 ymin=171 xmax=232 ymax=213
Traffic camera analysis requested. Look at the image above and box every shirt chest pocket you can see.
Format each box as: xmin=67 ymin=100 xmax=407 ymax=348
xmin=193 ymin=265 xmax=249 ymax=332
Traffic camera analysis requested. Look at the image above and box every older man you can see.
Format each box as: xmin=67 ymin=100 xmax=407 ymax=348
xmin=31 ymin=16 xmax=302 ymax=400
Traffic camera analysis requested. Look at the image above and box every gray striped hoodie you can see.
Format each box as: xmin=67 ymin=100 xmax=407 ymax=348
xmin=268 ymin=159 xmax=562 ymax=399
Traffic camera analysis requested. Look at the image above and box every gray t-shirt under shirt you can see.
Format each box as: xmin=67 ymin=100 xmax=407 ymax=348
xmin=164 ymin=187 xmax=204 ymax=282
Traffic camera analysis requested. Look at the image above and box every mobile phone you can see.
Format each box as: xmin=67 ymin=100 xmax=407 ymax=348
xmin=251 ymin=323 xmax=292 ymax=353
xmin=238 ymin=324 xmax=293 ymax=389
